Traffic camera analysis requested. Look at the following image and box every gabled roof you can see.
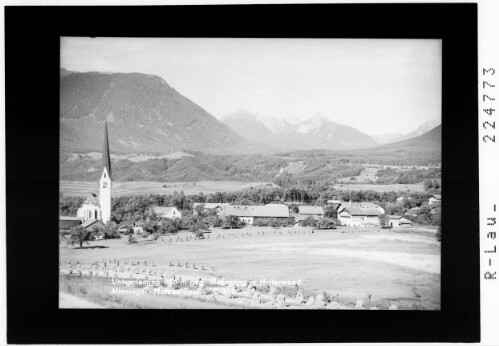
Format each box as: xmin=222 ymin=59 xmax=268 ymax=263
xmin=152 ymin=206 xmax=178 ymax=215
xmin=83 ymin=193 xmax=100 ymax=205
xmin=82 ymin=219 xmax=104 ymax=228
xmin=193 ymin=202 xmax=230 ymax=209
xmin=341 ymin=206 xmax=381 ymax=217
xmin=405 ymin=207 xmax=420 ymax=216
xmin=298 ymin=206 xmax=324 ymax=215
xmin=347 ymin=202 xmax=382 ymax=209
xmin=399 ymin=218 xmax=412 ymax=224
xmin=389 ymin=215 xmax=403 ymax=219
xmin=60 ymin=216 xmax=84 ymax=221
xmin=431 ymin=194 xmax=441 ymax=200
xmin=225 ymin=205 xmax=289 ymax=218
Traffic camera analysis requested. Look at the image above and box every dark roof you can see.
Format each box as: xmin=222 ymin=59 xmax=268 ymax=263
xmin=59 ymin=216 xmax=84 ymax=221
xmin=82 ymin=219 xmax=104 ymax=228
xmin=102 ymin=120 xmax=112 ymax=179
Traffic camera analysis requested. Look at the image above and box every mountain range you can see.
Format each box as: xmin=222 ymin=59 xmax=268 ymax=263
xmin=372 ymin=118 xmax=441 ymax=145
xmin=60 ymin=69 xmax=440 ymax=156
xmin=221 ymin=110 xmax=378 ymax=151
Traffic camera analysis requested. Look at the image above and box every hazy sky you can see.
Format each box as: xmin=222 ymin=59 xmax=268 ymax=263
xmin=61 ymin=37 xmax=441 ymax=135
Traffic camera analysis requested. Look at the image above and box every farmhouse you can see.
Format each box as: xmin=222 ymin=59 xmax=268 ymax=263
xmin=59 ymin=216 xmax=83 ymax=230
xmin=192 ymin=202 xmax=230 ymax=216
xmin=151 ymin=206 xmax=181 ymax=219
xmin=223 ymin=204 xmax=290 ymax=225
xmin=396 ymin=196 xmax=405 ymax=203
xmin=345 ymin=202 xmax=385 ymax=215
xmin=388 ymin=215 xmax=413 ymax=227
xmin=338 ymin=206 xmax=382 ymax=227
xmin=429 ymin=194 xmax=441 ymax=205
xmin=298 ymin=206 xmax=324 ymax=219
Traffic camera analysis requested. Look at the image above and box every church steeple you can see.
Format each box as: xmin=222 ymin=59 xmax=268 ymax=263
xmin=102 ymin=120 xmax=111 ymax=179
xmin=100 ymin=120 xmax=112 ymax=224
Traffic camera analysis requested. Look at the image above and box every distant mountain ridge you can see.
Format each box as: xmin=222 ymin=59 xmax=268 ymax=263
xmin=373 ymin=118 xmax=441 ymax=145
xmin=222 ymin=110 xmax=378 ymax=151
xmin=60 ymin=69 xmax=270 ymax=155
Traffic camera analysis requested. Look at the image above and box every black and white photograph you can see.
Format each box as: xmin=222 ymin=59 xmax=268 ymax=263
xmin=58 ymin=37 xmax=442 ymax=310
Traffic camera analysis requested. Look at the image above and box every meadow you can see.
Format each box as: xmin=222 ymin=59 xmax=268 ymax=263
xmin=331 ymin=183 xmax=425 ymax=192
xmin=60 ymin=180 xmax=278 ymax=197
xmin=60 ymin=226 xmax=440 ymax=309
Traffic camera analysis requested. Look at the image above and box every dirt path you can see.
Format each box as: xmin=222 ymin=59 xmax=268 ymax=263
xmin=59 ymin=292 xmax=104 ymax=309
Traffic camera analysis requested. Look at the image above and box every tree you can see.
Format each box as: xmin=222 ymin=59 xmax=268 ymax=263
xmin=221 ymin=215 xmax=243 ymax=229
xmin=102 ymin=221 xmax=120 ymax=239
xmin=67 ymin=226 xmax=92 ymax=248
xmin=301 ymin=216 xmax=317 ymax=227
xmin=378 ymin=214 xmax=391 ymax=228
xmin=317 ymin=218 xmax=337 ymax=229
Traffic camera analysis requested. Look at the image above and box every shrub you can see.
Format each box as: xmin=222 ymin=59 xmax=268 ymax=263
xmin=317 ymin=218 xmax=337 ymax=229
xmin=127 ymin=234 xmax=137 ymax=244
xmin=301 ymin=216 xmax=317 ymax=227
xmin=221 ymin=215 xmax=244 ymax=229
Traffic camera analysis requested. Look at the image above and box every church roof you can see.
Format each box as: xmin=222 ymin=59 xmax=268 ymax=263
xmin=84 ymin=193 xmax=100 ymax=205
xmin=102 ymin=120 xmax=112 ymax=179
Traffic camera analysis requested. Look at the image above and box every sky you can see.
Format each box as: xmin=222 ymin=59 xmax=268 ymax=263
xmin=61 ymin=37 xmax=441 ymax=135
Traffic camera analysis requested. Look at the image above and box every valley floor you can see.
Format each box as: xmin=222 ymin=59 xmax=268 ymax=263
xmin=59 ymin=226 xmax=440 ymax=310
xmin=60 ymin=180 xmax=278 ymax=197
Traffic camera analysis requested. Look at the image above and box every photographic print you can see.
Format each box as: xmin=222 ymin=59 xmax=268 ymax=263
xmin=59 ymin=37 xmax=442 ymax=310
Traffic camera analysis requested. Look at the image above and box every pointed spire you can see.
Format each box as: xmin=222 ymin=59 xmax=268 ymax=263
xmin=102 ymin=120 xmax=111 ymax=179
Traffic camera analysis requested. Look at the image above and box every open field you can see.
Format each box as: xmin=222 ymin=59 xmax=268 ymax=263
xmin=60 ymin=180 xmax=278 ymax=197
xmin=331 ymin=183 xmax=425 ymax=192
xmin=60 ymin=226 xmax=440 ymax=309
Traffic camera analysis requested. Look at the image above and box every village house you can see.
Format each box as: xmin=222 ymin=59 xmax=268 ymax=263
xmin=338 ymin=205 xmax=382 ymax=227
xmin=298 ymin=206 xmax=324 ymax=219
xmin=192 ymin=202 xmax=230 ymax=216
xmin=59 ymin=216 xmax=83 ymax=230
xmin=150 ymin=206 xmax=182 ymax=219
xmin=405 ymin=207 xmax=421 ymax=217
xmin=388 ymin=215 xmax=413 ymax=227
xmin=223 ymin=204 xmax=290 ymax=225
xmin=429 ymin=194 xmax=441 ymax=205
xmin=396 ymin=196 xmax=405 ymax=203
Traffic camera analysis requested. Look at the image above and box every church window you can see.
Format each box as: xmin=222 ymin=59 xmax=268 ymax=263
xmin=95 ymin=210 xmax=98 ymax=219
xmin=104 ymin=172 xmax=106 ymax=178
xmin=103 ymin=181 xmax=107 ymax=188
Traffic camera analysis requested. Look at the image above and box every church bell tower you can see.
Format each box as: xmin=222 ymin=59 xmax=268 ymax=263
xmin=100 ymin=121 xmax=112 ymax=224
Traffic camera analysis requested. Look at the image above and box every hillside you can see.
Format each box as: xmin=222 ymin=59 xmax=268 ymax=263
xmin=282 ymin=125 xmax=441 ymax=166
xmin=60 ymin=70 xmax=270 ymax=155
xmin=222 ymin=110 xmax=378 ymax=151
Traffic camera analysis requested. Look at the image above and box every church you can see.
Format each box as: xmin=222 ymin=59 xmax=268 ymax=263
xmin=76 ymin=121 xmax=112 ymax=225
